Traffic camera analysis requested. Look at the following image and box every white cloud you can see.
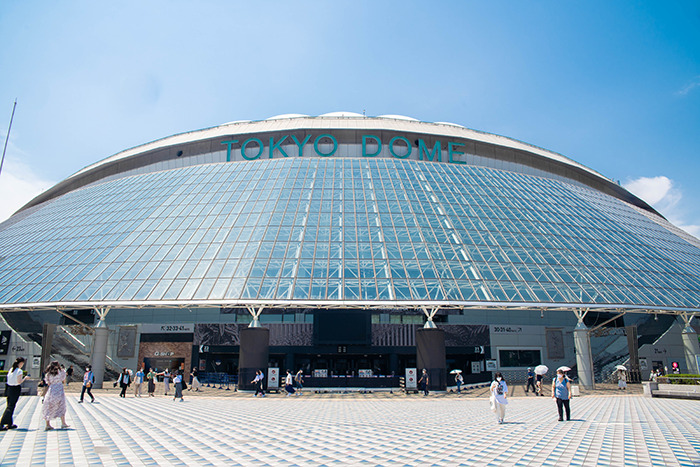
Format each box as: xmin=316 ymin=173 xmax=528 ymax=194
xmin=677 ymin=76 xmax=700 ymax=96
xmin=0 ymin=156 xmax=55 ymax=223
xmin=624 ymin=176 xmax=700 ymax=238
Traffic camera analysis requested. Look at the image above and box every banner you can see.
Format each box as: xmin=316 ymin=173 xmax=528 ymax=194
xmin=0 ymin=331 xmax=10 ymax=355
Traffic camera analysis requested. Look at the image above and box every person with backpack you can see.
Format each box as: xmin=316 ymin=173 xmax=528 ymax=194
xmin=490 ymin=372 xmax=509 ymax=424
xmin=294 ymin=369 xmax=304 ymax=395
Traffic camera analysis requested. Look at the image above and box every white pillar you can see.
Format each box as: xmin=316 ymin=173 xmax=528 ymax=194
xmin=91 ymin=318 xmax=109 ymax=389
xmin=574 ymin=321 xmax=594 ymax=389
xmin=681 ymin=322 xmax=700 ymax=375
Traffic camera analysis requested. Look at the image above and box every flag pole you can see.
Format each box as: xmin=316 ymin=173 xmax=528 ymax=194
xmin=0 ymin=99 xmax=18 ymax=178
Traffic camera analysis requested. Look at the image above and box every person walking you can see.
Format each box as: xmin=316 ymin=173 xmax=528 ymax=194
xmin=1 ymin=357 xmax=30 ymax=431
xmin=525 ymin=367 xmax=536 ymax=394
xmin=552 ymin=369 xmax=571 ymax=421
xmin=418 ymin=369 xmax=430 ymax=396
xmin=117 ymin=368 xmax=131 ymax=398
xmin=146 ymin=368 xmax=157 ymax=397
xmin=134 ymin=367 xmax=144 ymax=397
xmin=173 ymin=371 xmax=184 ymax=402
xmin=66 ymin=365 xmax=74 ymax=386
xmin=618 ymin=370 xmax=627 ymax=390
xmin=535 ymin=372 xmax=545 ymax=396
xmin=294 ymin=369 xmax=304 ymax=396
xmin=161 ymin=369 xmax=171 ymax=396
xmin=78 ymin=365 xmax=95 ymax=403
xmin=251 ymin=370 xmax=265 ymax=397
xmin=490 ymin=372 xmax=508 ymax=424
xmin=455 ymin=372 xmax=464 ymax=394
xmin=189 ymin=368 xmax=201 ymax=392
xmin=284 ymin=370 xmax=295 ymax=396
xmin=42 ymin=361 xmax=69 ymax=431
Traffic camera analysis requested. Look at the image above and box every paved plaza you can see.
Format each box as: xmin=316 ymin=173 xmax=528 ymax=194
xmin=1 ymin=390 xmax=699 ymax=466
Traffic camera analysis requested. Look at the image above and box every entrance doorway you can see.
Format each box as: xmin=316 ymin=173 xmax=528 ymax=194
xmin=296 ymin=354 xmax=390 ymax=377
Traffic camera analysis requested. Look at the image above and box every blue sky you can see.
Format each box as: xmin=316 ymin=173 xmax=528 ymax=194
xmin=1 ymin=1 xmax=699 ymax=235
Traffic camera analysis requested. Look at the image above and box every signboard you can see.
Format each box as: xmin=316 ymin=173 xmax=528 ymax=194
xmin=639 ymin=358 xmax=648 ymax=370
xmin=32 ymin=356 xmax=40 ymax=369
xmin=0 ymin=331 xmax=10 ymax=355
xmin=268 ymin=368 xmax=279 ymax=388
xmin=405 ymin=368 xmax=417 ymax=389
xmin=220 ymin=134 xmax=471 ymax=166
xmin=358 ymin=369 xmax=373 ymax=378
xmin=313 ymin=369 xmax=328 ymax=378
xmin=486 ymin=360 xmax=498 ymax=371
xmin=471 ymin=361 xmax=481 ymax=374
xmin=141 ymin=324 xmax=194 ymax=334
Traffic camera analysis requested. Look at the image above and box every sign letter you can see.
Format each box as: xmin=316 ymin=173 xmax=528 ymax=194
xmin=314 ymin=134 xmax=338 ymax=157
xmin=241 ymin=138 xmax=263 ymax=160
xmin=221 ymin=139 xmax=239 ymax=162
xmin=290 ymin=134 xmax=312 ymax=157
xmin=419 ymin=139 xmax=441 ymax=162
xmin=269 ymin=135 xmax=290 ymax=158
xmin=448 ymin=142 xmax=466 ymax=164
xmin=362 ymin=135 xmax=382 ymax=157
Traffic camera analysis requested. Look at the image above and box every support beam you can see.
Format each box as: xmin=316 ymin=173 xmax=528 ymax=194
xmin=238 ymin=327 xmax=270 ymax=391
xmin=90 ymin=308 xmax=110 ymax=389
xmin=416 ymin=327 xmax=446 ymax=391
xmin=246 ymin=305 xmax=265 ymax=328
xmin=679 ymin=313 xmax=700 ymax=374
xmin=573 ymin=309 xmax=595 ymax=389
xmin=420 ymin=306 xmax=439 ymax=329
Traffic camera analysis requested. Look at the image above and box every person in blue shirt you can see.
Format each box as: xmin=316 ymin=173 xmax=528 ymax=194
xmin=78 ymin=365 xmax=95 ymax=403
xmin=551 ymin=369 xmax=571 ymax=421
xmin=525 ymin=367 xmax=536 ymax=394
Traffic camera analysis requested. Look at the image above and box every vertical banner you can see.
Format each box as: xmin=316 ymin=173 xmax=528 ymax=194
xmin=0 ymin=330 xmax=10 ymax=355
xmin=267 ymin=368 xmax=279 ymax=389
xmin=405 ymin=368 xmax=417 ymax=389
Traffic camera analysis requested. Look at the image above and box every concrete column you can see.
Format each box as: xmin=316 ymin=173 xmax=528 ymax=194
xmin=681 ymin=324 xmax=700 ymax=374
xmin=238 ymin=326 xmax=270 ymax=391
xmin=573 ymin=322 xmax=594 ymax=389
xmin=416 ymin=328 xmax=446 ymax=391
xmin=90 ymin=319 xmax=109 ymax=389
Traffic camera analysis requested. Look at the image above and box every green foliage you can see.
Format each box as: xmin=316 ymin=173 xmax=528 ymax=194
xmin=659 ymin=374 xmax=700 ymax=385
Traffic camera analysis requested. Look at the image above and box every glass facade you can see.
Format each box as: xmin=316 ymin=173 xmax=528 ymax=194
xmin=1 ymin=156 xmax=699 ymax=310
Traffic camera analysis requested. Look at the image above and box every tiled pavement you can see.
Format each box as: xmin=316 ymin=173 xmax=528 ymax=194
xmin=1 ymin=391 xmax=699 ymax=466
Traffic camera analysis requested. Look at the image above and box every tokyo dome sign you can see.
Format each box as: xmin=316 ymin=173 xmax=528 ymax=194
xmin=221 ymin=134 xmax=468 ymax=164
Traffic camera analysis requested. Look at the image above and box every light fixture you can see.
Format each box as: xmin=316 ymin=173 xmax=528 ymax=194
xmin=540 ymin=309 xmax=544 ymax=319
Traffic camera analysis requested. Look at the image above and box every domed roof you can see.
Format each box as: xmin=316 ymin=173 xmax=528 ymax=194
xmin=265 ymin=113 xmax=310 ymax=120
xmin=319 ymin=111 xmax=365 ymax=117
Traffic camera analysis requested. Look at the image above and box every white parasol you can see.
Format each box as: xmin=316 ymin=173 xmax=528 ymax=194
xmin=534 ymin=365 xmax=549 ymax=375
xmin=557 ymin=366 xmax=571 ymax=372
xmin=449 ymin=369 xmax=462 ymax=374
xmin=615 ymin=365 xmax=627 ymax=371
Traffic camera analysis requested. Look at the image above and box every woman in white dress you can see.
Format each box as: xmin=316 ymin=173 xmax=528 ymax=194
xmin=42 ymin=361 xmax=68 ymax=430
xmin=490 ymin=372 xmax=509 ymax=424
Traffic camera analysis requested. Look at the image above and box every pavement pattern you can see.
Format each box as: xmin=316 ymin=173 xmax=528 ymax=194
xmin=1 ymin=391 xmax=699 ymax=466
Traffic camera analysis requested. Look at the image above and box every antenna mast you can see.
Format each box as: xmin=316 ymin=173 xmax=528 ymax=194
xmin=0 ymin=99 xmax=18 ymax=178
